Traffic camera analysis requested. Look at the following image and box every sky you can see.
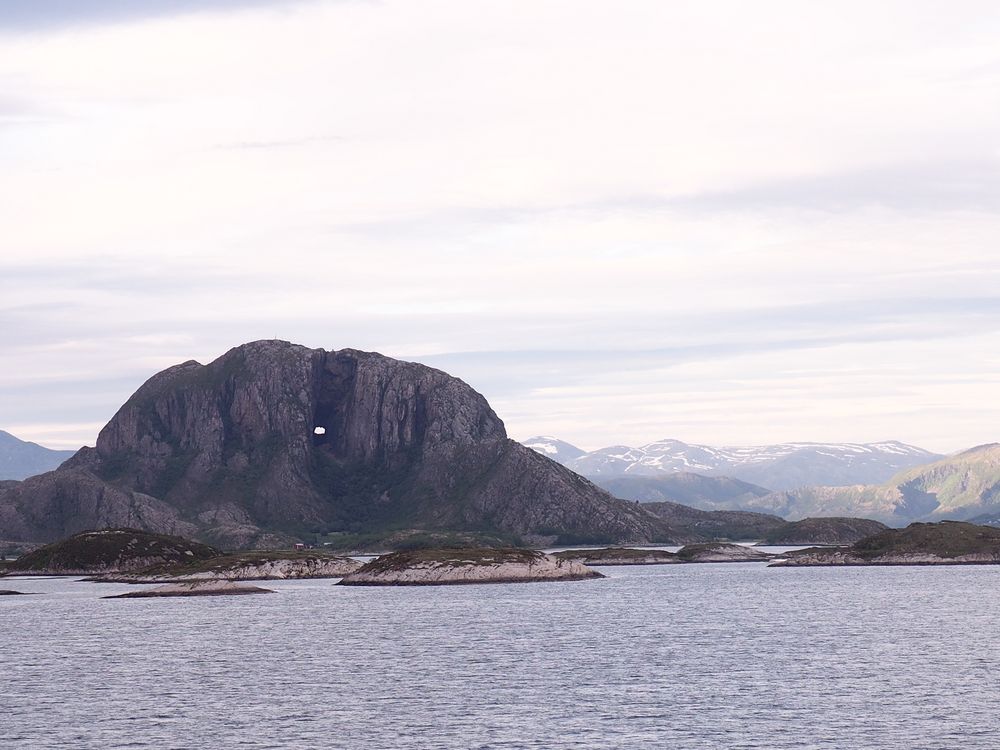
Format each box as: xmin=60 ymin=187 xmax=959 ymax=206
xmin=1 ymin=0 xmax=999 ymax=453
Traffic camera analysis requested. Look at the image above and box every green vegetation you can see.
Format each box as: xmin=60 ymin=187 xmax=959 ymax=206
xmin=771 ymin=444 xmax=1000 ymax=523
xmin=10 ymin=529 xmax=219 ymax=573
xmin=541 ymin=530 xmax=618 ymax=546
xmin=851 ymin=521 xmax=1000 ymax=560
xmin=763 ymin=517 xmax=888 ymax=545
xmin=315 ymin=528 xmax=520 ymax=552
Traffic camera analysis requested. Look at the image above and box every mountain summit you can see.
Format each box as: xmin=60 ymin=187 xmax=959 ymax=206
xmin=0 ymin=341 xmax=670 ymax=548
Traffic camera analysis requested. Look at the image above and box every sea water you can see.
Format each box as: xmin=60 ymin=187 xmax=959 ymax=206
xmin=3 ymin=561 xmax=1000 ymax=749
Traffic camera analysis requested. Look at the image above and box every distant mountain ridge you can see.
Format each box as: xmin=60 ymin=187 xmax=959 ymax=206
xmin=754 ymin=444 xmax=1000 ymax=524
xmin=520 ymin=437 xmax=586 ymax=465
xmin=522 ymin=437 xmax=941 ymax=490
xmin=0 ymin=430 xmax=76 ymax=481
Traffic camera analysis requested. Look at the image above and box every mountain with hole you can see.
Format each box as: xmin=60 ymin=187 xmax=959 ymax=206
xmin=0 ymin=341 xmax=672 ymax=549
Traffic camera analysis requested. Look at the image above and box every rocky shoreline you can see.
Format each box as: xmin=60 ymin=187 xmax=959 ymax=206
xmin=773 ymin=550 xmax=1000 ymax=566
xmin=96 ymin=551 xmax=362 ymax=583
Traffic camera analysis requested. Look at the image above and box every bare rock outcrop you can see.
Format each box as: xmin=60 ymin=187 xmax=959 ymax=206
xmin=101 ymin=550 xmax=362 ymax=582
xmin=338 ymin=547 xmax=603 ymax=585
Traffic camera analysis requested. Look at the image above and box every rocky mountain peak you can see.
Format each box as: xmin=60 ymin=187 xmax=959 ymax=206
xmin=5 ymin=342 xmax=670 ymax=548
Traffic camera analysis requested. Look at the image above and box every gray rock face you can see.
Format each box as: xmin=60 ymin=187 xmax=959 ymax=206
xmin=0 ymin=470 xmax=197 ymax=542
xmin=3 ymin=341 xmax=673 ymax=548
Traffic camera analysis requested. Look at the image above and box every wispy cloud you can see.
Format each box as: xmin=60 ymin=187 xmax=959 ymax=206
xmin=212 ymin=134 xmax=345 ymax=151
xmin=0 ymin=0 xmax=306 ymax=32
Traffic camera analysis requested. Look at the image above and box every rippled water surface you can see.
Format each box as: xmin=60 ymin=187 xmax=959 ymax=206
xmin=4 ymin=561 xmax=1000 ymax=749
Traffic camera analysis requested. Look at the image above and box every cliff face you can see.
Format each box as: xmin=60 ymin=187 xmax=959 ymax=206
xmin=4 ymin=341 xmax=672 ymax=548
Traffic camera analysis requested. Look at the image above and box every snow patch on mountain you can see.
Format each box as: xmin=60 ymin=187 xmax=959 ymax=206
xmin=521 ymin=437 xmax=942 ymax=491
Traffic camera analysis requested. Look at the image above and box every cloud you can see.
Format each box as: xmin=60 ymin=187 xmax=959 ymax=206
xmin=0 ymin=0 xmax=305 ymax=32
xmin=213 ymin=134 xmax=345 ymax=151
xmin=665 ymin=159 xmax=1000 ymax=214
xmin=1 ymin=0 xmax=999 ymax=453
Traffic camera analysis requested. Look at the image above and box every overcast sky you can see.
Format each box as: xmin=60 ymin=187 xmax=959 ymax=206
xmin=2 ymin=0 xmax=999 ymax=453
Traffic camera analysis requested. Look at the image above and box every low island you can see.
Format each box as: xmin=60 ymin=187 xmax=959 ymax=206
xmin=104 ymin=580 xmax=274 ymax=598
xmin=675 ymin=542 xmax=774 ymax=562
xmin=773 ymin=521 xmax=1000 ymax=566
xmin=98 ymin=549 xmax=363 ymax=583
xmin=338 ymin=547 xmax=603 ymax=586
xmin=4 ymin=528 xmax=362 ymax=582
xmin=6 ymin=529 xmax=219 ymax=576
xmin=552 ymin=547 xmax=682 ymax=565
xmin=555 ymin=542 xmax=773 ymax=565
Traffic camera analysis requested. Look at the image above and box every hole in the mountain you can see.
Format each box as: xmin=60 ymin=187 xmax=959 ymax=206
xmin=314 ymin=426 xmax=326 ymax=436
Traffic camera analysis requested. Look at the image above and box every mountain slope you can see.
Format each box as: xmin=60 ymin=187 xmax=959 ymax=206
xmin=526 ymin=437 xmax=941 ymax=490
xmin=521 ymin=436 xmax=586 ymax=464
xmin=592 ymin=473 xmax=772 ymax=511
xmin=758 ymin=445 xmax=1000 ymax=524
xmin=641 ymin=501 xmax=786 ymax=541
xmin=1 ymin=341 xmax=673 ymax=548
xmin=763 ymin=517 xmax=888 ymax=545
xmin=0 ymin=430 xmax=76 ymax=481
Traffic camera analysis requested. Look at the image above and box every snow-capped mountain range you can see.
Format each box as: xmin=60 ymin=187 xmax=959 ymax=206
xmin=521 ymin=436 xmax=942 ymax=491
